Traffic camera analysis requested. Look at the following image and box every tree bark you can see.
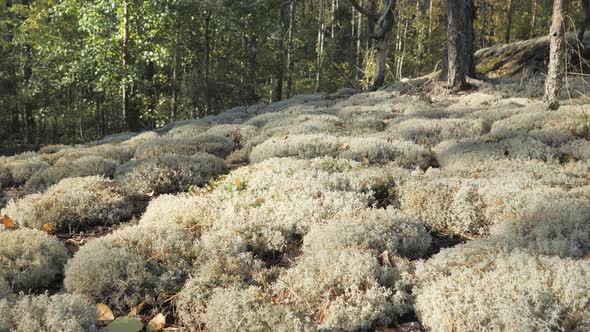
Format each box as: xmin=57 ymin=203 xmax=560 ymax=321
xmin=465 ymin=0 xmax=476 ymax=77
xmin=315 ymin=0 xmax=326 ymax=93
xmin=348 ymin=0 xmax=396 ymax=91
xmin=544 ymin=0 xmax=567 ymax=110
xmin=504 ymin=0 xmax=513 ymax=44
xmin=578 ymin=0 xmax=589 ymax=45
xmin=370 ymin=0 xmax=395 ymax=90
xmin=286 ymin=0 xmax=296 ymax=97
xmin=530 ymin=0 xmax=538 ymax=38
xmin=446 ymin=0 xmax=467 ymax=91
xmin=122 ymin=0 xmax=139 ymax=131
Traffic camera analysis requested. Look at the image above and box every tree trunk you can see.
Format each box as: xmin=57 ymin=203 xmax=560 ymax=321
xmin=315 ymin=0 xmax=326 ymax=93
xmin=122 ymin=0 xmax=139 ymax=131
xmin=578 ymin=0 xmax=589 ymax=45
xmin=203 ymin=10 xmax=212 ymax=115
xmin=481 ymin=0 xmax=488 ymax=48
xmin=286 ymin=0 xmax=296 ymax=98
xmin=530 ymin=0 xmax=538 ymax=38
xmin=446 ymin=0 xmax=467 ymax=91
xmin=348 ymin=0 xmax=396 ymax=91
xmin=504 ymin=0 xmax=513 ymax=44
xmin=465 ymin=0 xmax=476 ymax=77
xmin=544 ymin=0 xmax=567 ymax=110
xmin=370 ymin=0 xmax=395 ymax=90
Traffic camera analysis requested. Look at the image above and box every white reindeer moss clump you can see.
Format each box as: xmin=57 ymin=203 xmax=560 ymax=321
xmin=0 ymin=229 xmax=68 ymax=292
xmin=64 ymin=223 xmax=197 ymax=310
xmin=270 ymin=249 xmax=413 ymax=331
xmin=115 ymin=153 xmax=228 ymax=194
xmin=249 ymin=134 xmax=431 ymax=168
xmin=414 ymin=244 xmax=590 ymax=332
xmin=134 ymin=135 xmax=235 ymax=159
xmin=0 ymin=157 xmax=50 ymax=189
xmin=0 ymin=294 xmax=97 ymax=332
xmin=2 ymin=176 xmax=136 ymax=232
xmin=303 ymin=208 xmax=431 ymax=259
xmin=176 ymin=249 xmax=413 ymax=332
xmin=25 ymin=155 xmax=118 ymax=192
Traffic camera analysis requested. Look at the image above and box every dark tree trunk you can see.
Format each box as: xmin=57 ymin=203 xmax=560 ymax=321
xmin=286 ymin=0 xmax=296 ymax=97
xmin=465 ymin=0 xmax=476 ymax=78
xmin=578 ymin=0 xmax=589 ymax=45
xmin=446 ymin=0 xmax=467 ymax=91
xmin=122 ymin=0 xmax=139 ymax=131
xmin=203 ymin=10 xmax=212 ymax=115
xmin=504 ymin=0 xmax=513 ymax=44
xmin=544 ymin=0 xmax=567 ymax=110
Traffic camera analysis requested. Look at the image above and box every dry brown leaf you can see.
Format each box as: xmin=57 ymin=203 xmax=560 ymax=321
xmin=147 ymin=313 xmax=166 ymax=332
xmin=41 ymin=223 xmax=55 ymax=234
xmin=1 ymin=215 xmax=17 ymax=230
xmin=236 ymin=178 xmax=245 ymax=191
xmin=362 ymin=157 xmax=370 ymax=166
xmin=96 ymin=303 xmax=115 ymax=323
xmin=339 ymin=143 xmax=350 ymax=151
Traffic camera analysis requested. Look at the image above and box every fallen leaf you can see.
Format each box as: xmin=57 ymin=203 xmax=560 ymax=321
xmin=96 ymin=303 xmax=115 ymax=323
xmin=147 ymin=313 xmax=166 ymax=332
xmin=236 ymin=178 xmax=245 ymax=191
xmin=362 ymin=157 xmax=370 ymax=165
xmin=339 ymin=143 xmax=350 ymax=151
xmin=104 ymin=317 xmax=143 ymax=332
xmin=41 ymin=223 xmax=55 ymax=234
xmin=1 ymin=215 xmax=17 ymax=230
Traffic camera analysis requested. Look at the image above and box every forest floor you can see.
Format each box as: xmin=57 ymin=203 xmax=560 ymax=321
xmin=1 ymin=74 xmax=590 ymax=331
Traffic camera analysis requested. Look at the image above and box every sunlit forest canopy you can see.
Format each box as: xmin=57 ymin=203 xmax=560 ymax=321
xmin=0 ymin=0 xmax=584 ymax=146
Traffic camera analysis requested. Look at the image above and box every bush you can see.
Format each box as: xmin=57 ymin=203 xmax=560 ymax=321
xmin=64 ymin=223 xmax=197 ymax=310
xmin=3 ymin=176 xmax=136 ymax=232
xmin=25 ymin=156 xmax=118 ymax=192
xmin=1 ymin=294 xmax=97 ymax=332
xmin=303 ymin=208 xmax=431 ymax=259
xmin=0 ymin=228 xmax=68 ymax=292
xmin=134 ymin=135 xmax=235 ymax=159
xmin=414 ymin=244 xmax=590 ymax=332
xmin=115 ymin=153 xmax=228 ymax=194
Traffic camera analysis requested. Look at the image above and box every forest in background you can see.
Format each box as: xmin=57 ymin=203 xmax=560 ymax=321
xmin=0 ymin=0 xmax=581 ymax=145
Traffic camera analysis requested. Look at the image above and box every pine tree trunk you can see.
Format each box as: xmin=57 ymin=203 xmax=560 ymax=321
xmin=578 ymin=0 xmax=589 ymax=45
xmin=370 ymin=0 xmax=395 ymax=90
xmin=465 ymin=0 xmax=476 ymax=78
xmin=544 ymin=0 xmax=567 ymax=110
xmin=122 ymin=0 xmax=139 ymax=131
xmin=286 ymin=0 xmax=296 ymax=97
xmin=446 ymin=0 xmax=467 ymax=91
xmin=504 ymin=0 xmax=513 ymax=44
xmin=530 ymin=0 xmax=538 ymax=38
